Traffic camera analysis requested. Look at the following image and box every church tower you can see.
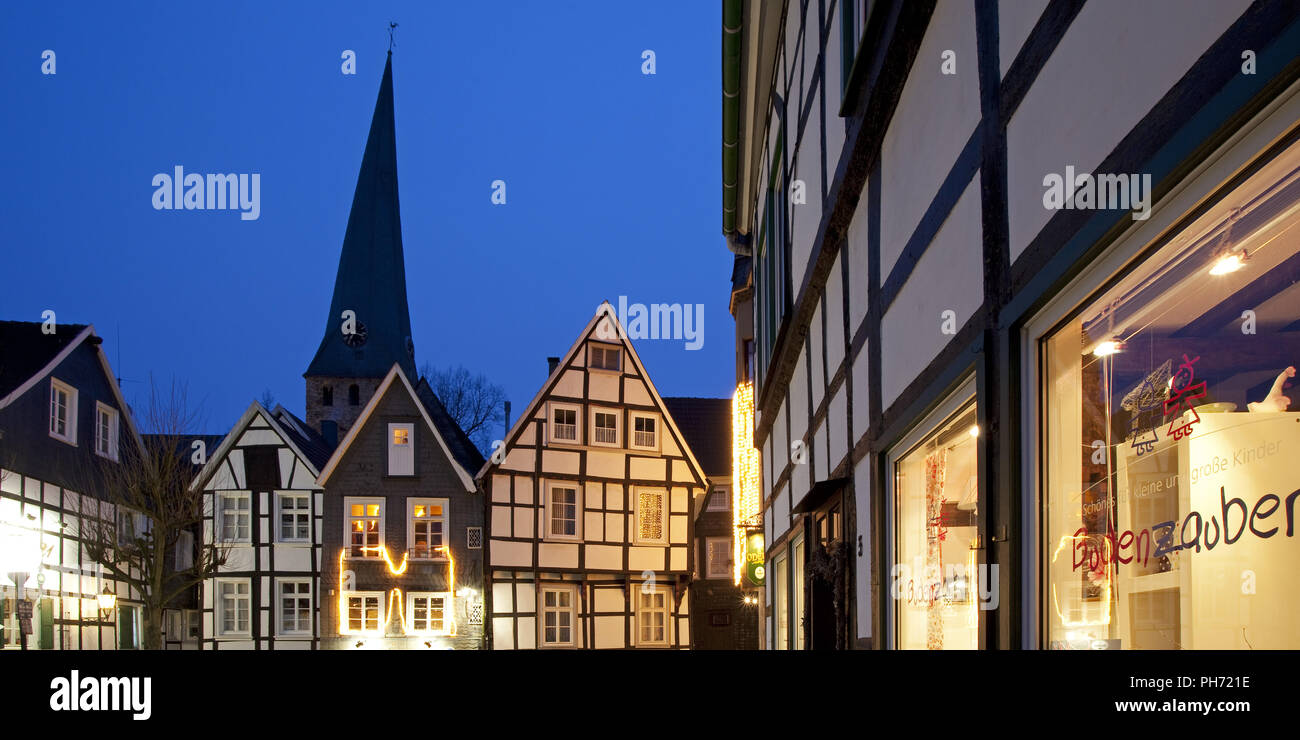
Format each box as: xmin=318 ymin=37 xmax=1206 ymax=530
xmin=305 ymin=52 xmax=418 ymax=437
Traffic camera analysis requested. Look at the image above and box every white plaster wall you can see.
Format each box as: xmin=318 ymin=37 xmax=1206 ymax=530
xmin=880 ymin=179 xmax=983 ymax=409
xmin=1006 ymin=0 xmax=1252 ymax=260
xmin=829 ymin=385 xmax=849 ymax=469
xmin=810 ymin=304 xmax=825 ymax=409
xmin=998 ymin=0 xmax=1050 ymax=77
xmin=880 ymin=0 xmax=980 ymax=279
xmin=824 ymin=4 xmax=847 ymax=169
xmin=825 ymin=252 xmax=846 ymax=371
xmin=847 ymin=181 xmax=870 ymax=330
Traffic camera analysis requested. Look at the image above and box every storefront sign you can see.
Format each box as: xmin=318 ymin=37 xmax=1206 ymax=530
xmin=744 ymin=532 xmax=765 ymax=587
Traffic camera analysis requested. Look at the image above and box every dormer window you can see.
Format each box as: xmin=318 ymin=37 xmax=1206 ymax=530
xmin=588 ymin=343 xmax=621 ymax=372
xmin=348 ymin=384 xmax=360 ymax=406
xmin=322 ymin=386 xmax=333 ymax=407
xmin=49 ymin=378 xmax=77 ymax=445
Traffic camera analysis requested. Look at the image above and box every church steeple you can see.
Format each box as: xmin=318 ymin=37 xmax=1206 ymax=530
xmin=305 ymin=52 xmax=417 ymax=434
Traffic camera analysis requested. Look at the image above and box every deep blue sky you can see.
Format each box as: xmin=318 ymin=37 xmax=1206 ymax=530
xmin=0 ymin=1 xmax=732 ymax=436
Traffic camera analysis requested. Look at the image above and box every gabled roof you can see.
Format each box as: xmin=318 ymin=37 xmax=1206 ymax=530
xmin=662 ymin=397 xmax=732 ymax=478
xmin=0 ymin=321 xmax=144 ymax=453
xmin=269 ymin=405 xmax=335 ymax=471
xmin=476 ymin=302 xmax=709 ymax=488
xmin=0 ymin=320 xmax=92 ymax=403
xmin=189 ymin=401 xmax=327 ymax=492
xmin=316 ymin=363 xmax=476 ymax=492
xmin=413 ymin=377 xmax=486 ymax=476
xmin=305 ymin=51 xmax=417 ymax=381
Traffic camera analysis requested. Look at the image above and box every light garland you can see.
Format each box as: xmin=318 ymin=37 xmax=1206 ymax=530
xmin=336 ymin=544 xmax=459 ymax=638
xmin=732 ymin=382 xmax=763 ymax=586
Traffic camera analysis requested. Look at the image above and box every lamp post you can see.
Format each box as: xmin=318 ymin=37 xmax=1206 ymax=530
xmin=1 ymin=515 xmax=43 ymax=650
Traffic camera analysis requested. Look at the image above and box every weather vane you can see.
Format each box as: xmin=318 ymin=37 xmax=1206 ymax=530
xmin=389 ymin=22 xmax=398 ymax=51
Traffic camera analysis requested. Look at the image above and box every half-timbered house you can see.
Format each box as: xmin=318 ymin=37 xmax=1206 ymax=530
xmin=479 ymin=304 xmax=706 ymax=649
xmin=722 ymin=0 xmax=1300 ymax=650
xmin=0 ymin=321 xmax=140 ymax=649
xmin=193 ymin=403 xmax=330 ymax=649
xmin=317 ymin=364 xmax=485 ymax=650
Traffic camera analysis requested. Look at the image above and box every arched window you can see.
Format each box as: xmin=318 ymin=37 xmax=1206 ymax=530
xmin=348 ymin=384 xmax=360 ymax=406
xmin=322 ymin=386 xmax=333 ymax=407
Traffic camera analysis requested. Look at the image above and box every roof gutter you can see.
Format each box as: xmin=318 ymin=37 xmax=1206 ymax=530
xmin=722 ymin=0 xmax=747 ymax=253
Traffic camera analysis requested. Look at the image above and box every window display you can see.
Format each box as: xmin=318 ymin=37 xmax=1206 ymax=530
xmin=1043 ymin=139 xmax=1300 ymax=649
xmin=894 ymin=400 xmax=980 ymax=650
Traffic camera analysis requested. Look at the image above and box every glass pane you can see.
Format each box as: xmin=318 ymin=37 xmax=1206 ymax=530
xmin=1043 ymin=143 xmax=1300 ymax=650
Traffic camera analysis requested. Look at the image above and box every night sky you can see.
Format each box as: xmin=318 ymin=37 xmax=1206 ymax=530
xmin=0 ymin=1 xmax=732 ymax=436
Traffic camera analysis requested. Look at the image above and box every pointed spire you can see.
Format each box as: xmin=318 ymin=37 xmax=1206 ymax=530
xmin=306 ymin=52 xmax=417 ymax=381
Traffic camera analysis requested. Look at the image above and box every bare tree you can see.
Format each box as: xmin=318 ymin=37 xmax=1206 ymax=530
xmin=419 ymin=363 xmax=507 ymax=455
xmin=258 ymin=388 xmax=277 ymax=410
xmin=73 ymin=379 xmax=226 ymax=649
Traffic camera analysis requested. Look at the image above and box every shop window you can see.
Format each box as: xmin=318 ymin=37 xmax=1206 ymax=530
xmin=1042 ymin=141 xmax=1300 ymax=650
xmin=773 ymin=550 xmax=789 ymax=649
xmin=892 ymin=397 xmax=980 ymax=650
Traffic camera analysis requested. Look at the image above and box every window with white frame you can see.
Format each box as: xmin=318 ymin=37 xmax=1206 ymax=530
xmin=218 ymin=493 xmax=250 ymax=542
xmin=549 ymin=403 xmax=580 ymax=443
xmin=635 ymin=488 xmax=667 ymax=544
xmin=539 ymin=586 xmax=576 ymax=647
xmin=408 ymin=498 xmax=447 ymax=559
xmin=278 ymin=580 xmax=312 ymax=636
xmin=630 ymin=412 xmax=658 ymax=450
xmin=218 ymin=579 xmax=250 ymax=635
xmin=345 ymin=499 xmax=383 ymax=557
xmin=343 ymin=593 xmax=382 ymax=633
xmin=588 ymin=343 xmax=621 ymax=372
xmin=705 ymin=536 xmax=732 ymax=579
xmin=546 ymin=484 xmax=580 ymax=540
xmin=117 ymin=508 xmax=151 ymax=547
xmin=49 ymin=378 xmax=77 ymax=444
xmin=94 ymin=402 xmax=118 ymax=460
xmin=277 ymin=493 xmax=310 ymax=542
xmin=408 ymin=592 xmax=450 ymax=634
xmin=387 ymin=423 xmax=415 ymax=476
xmin=636 ymin=587 xmax=670 ymax=646
xmin=591 ymin=407 xmax=619 ymax=446
xmin=707 ymin=485 xmax=731 ymax=512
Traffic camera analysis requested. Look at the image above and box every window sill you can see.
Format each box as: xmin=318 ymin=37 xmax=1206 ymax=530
xmin=49 ymin=433 xmax=77 ymax=446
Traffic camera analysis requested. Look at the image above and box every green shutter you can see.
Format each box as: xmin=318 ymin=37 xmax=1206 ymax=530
xmin=118 ymin=607 xmax=135 ymax=650
xmin=39 ymin=598 xmax=54 ymax=649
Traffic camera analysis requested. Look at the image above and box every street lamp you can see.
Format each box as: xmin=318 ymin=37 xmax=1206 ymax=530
xmin=1 ymin=514 xmax=44 ymax=651
xmin=98 ymin=587 xmax=117 ymax=619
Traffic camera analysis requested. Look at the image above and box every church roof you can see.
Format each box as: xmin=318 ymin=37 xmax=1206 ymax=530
xmin=305 ymin=52 xmax=417 ymax=381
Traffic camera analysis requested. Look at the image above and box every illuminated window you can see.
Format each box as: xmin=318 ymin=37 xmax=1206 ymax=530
xmin=217 ymin=579 xmax=250 ymax=635
xmin=1040 ymin=141 xmax=1300 ymax=650
xmin=94 ymin=402 xmax=118 ymax=460
xmin=547 ymin=485 xmax=580 ymax=540
xmin=277 ymin=580 xmax=312 ymax=636
xmin=49 ymin=378 xmax=77 ymax=444
xmin=705 ymin=537 xmax=732 ymax=579
xmin=589 ymin=344 xmax=621 ymax=372
xmin=637 ymin=586 xmax=670 ymax=646
xmin=549 ymin=403 xmax=580 ymax=444
xmin=539 ymin=586 xmax=576 ymax=647
xmin=891 ymin=391 xmax=979 ymax=651
xmin=219 ymin=493 xmax=250 ymax=542
xmin=388 ymin=422 xmax=414 ymax=476
xmin=591 ymin=408 xmax=619 ymax=446
xmin=408 ymin=592 xmax=449 ymax=634
xmin=345 ymin=498 xmax=383 ymax=557
xmin=791 ymin=534 xmax=806 ymax=651
xmin=773 ymin=551 xmax=789 ymax=649
xmin=408 ymin=498 xmax=447 ymax=559
xmin=277 ymin=493 xmax=310 ymax=542
xmin=630 ymin=412 xmax=658 ymax=450
xmin=344 ymin=593 xmax=382 ymax=633
xmin=635 ymin=488 xmax=667 ymax=545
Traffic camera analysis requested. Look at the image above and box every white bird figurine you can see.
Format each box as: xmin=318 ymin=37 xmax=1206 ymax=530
xmin=1247 ymin=366 xmax=1295 ymax=412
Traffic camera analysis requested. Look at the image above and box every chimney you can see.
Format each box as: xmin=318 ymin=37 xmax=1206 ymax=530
xmin=321 ymin=420 xmax=339 ymax=449
xmin=503 ymin=400 xmax=512 ymax=437
xmin=547 ymin=356 xmax=560 ymax=377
